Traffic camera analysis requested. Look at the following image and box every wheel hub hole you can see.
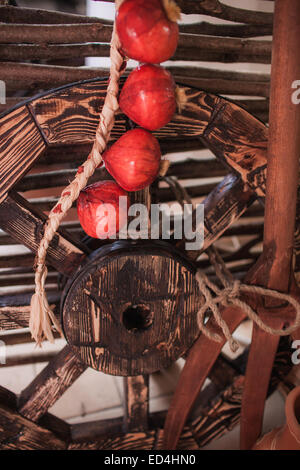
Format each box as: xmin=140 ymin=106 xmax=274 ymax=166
xmin=122 ymin=304 xmax=153 ymax=332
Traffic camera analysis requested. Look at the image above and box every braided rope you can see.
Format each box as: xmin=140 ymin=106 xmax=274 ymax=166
xmin=30 ymin=0 xmax=125 ymax=345
xmin=197 ymin=248 xmax=300 ymax=352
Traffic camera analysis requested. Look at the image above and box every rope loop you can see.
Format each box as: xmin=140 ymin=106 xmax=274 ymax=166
xmin=196 ymin=247 xmax=300 ymax=352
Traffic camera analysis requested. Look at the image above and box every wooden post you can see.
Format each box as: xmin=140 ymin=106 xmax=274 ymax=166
xmin=240 ymin=0 xmax=300 ymax=450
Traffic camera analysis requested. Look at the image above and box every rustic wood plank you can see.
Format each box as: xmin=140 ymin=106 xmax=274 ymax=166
xmin=16 ymin=160 xmax=225 ymax=192
xmin=123 ymin=376 xmax=149 ymax=432
xmin=0 ymin=292 xmax=60 ymax=330
xmin=0 ymin=42 xmax=271 ymax=64
xmin=0 ymin=105 xmax=46 ymax=203
xmin=0 ymin=406 xmax=66 ymax=449
xmin=202 ymin=98 xmax=268 ymax=197
xmin=28 ymin=80 xmax=219 ymax=145
xmin=69 ymin=430 xmax=160 ymax=450
xmin=97 ymin=0 xmax=274 ymax=25
xmin=175 ymin=174 xmax=256 ymax=260
xmin=0 ymin=3 xmax=273 ymax=26
xmin=0 ymin=388 xmax=66 ymax=450
xmin=18 ymin=345 xmax=87 ymax=422
xmin=1 ymin=62 xmax=270 ymax=96
xmin=0 ymin=192 xmax=87 ymax=276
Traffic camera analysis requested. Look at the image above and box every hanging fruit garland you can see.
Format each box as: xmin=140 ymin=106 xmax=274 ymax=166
xmin=77 ymin=181 xmax=129 ymax=239
xmin=119 ymin=64 xmax=177 ymax=131
xmin=77 ymin=0 xmax=183 ymax=241
xmin=116 ymin=0 xmax=180 ymax=64
xmin=103 ymin=128 xmax=161 ymax=191
xmin=29 ymin=0 xmax=184 ymax=346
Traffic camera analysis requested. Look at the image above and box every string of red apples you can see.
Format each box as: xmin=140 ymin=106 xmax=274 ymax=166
xmin=78 ymin=0 xmax=183 ymax=239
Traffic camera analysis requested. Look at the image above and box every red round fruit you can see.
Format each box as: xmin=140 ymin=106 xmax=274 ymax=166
xmin=119 ymin=64 xmax=176 ymax=131
xmin=103 ymin=128 xmax=161 ymax=191
xmin=77 ymin=181 xmax=129 ymax=239
xmin=116 ymin=0 xmax=179 ymax=64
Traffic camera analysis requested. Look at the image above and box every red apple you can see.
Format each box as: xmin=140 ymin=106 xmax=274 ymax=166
xmin=119 ymin=64 xmax=176 ymax=131
xmin=77 ymin=181 xmax=129 ymax=239
xmin=103 ymin=128 xmax=161 ymax=191
xmin=116 ymin=0 xmax=179 ymax=64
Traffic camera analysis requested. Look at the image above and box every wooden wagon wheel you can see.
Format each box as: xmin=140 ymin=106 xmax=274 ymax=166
xmin=0 ymin=75 xmax=292 ymax=450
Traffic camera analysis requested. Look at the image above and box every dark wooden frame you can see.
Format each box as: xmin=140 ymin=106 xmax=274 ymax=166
xmin=0 ymin=50 xmax=298 ymax=448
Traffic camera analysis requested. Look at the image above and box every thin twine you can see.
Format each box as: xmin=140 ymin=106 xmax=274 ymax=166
xmin=30 ymin=0 xmax=125 ymax=346
xmin=197 ymin=247 xmax=300 ymax=352
xmin=160 ymin=177 xmax=300 ymax=352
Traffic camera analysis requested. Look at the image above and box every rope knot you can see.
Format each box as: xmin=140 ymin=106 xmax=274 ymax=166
xmin=196 ymin=247 xmax=300 ymax=352
xmin=219 ymin=280 xmax=241 ymax=306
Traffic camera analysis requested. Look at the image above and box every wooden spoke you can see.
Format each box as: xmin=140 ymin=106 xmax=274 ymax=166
xmin=0 ymin=291 xmax=60 ymax=331
xmin=18 ymin=345 xmax=87 ymax=422
xmin=0 ymin=192 xmax=87 ymax=277
xmin=176 ymin=173 xmax=256 ymax=261
xmin=203 ymin=97 xmax=268 ymax=198
xmin=123 ymin=376 xmax=149 ymax=433
xmin=162 ymin=305 xmax=246 ymax=450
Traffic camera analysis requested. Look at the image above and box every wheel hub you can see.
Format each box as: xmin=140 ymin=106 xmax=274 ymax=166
xmin=61 ymin=241 xmax=201 ymax=376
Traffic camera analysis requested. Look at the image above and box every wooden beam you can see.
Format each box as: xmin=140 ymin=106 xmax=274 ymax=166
xmin=18 ymin=346 xmax=87 ymax=422
xmin=0 ymin=105 xmax=46 ymax=203
xmin=0 ymin=192 xmax=87 ymax=276
xmin=0 ymin=37 xmax=272 ymax=63
xmin=100 ymin=0 xmax=273 ymax=25
xmin=240 ymin=0 xmax=300 ymax=450
xmin=0 ymin=389 xmax=66 ymax=449
xmin=123 ymin=376 xmax=149 ymax=432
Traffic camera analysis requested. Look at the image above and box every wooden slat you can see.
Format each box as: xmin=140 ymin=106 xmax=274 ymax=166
xmin=69 ymin=430 xmax=161 ymax=451
xmin=0 ymin=42 xmax=271 ymax=64
xmin=18 ymin=345 xmax=87 ymax=422
xmin=0 ymin=291 xmax=60 ymax=330
xmin=96 ymin=0 xmax=274 ymax=25
xmin=0 ymin=405 xmax=66 ymax=450
xmin=0 ymin=3 xmax=273 ymax=26
xmin=203 ymin=98 xmax=268 ymax=197
xmin=176 ymin=174 xmax=256 ymax=260
xmin=0 ymin=192 xmax=87 ymax=276
xmin=123 ymin=376 xmax=149 ymax=432
xmin=0 ymin=105 xmax=46 ymax=203
xmin=28 ymin=81 xmax=219 ymax=145
xmin=16 ymin=159 xmax=226 ymax=192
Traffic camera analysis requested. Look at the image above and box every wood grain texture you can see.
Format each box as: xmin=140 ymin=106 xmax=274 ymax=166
xmin=123 ymin=375 xmax=149 ymax=432
xmin=0 ymin=387 xmax=66 ymax=450
xmin=0 ymin=291 xmax=60 ymax=330
xmin=241 ymin=0 xmax=300 ymax=450
xmin=28 ymin=80 xmax=219 ymax=144
xmin=176 ymin=174 xmax=256 ymax=260
xmin=18 ymin=345 xmax=86 ymax=422
xmin=162 ymin=305 xmax=246 ymax=450
xmin=69 ymin=430 xmax=160 ymax=451
xmin=95 ymin=0 xmax=274 ymax=25
xmin=62 ymin=241 xmax=201 ymax=376
xmin=202 ymin=98 xmax=268 ymax=197
xmin=0 ymin=192 xmax=86 ymax=276
xmin=0 ymin=105 xmax=46 ymax=203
